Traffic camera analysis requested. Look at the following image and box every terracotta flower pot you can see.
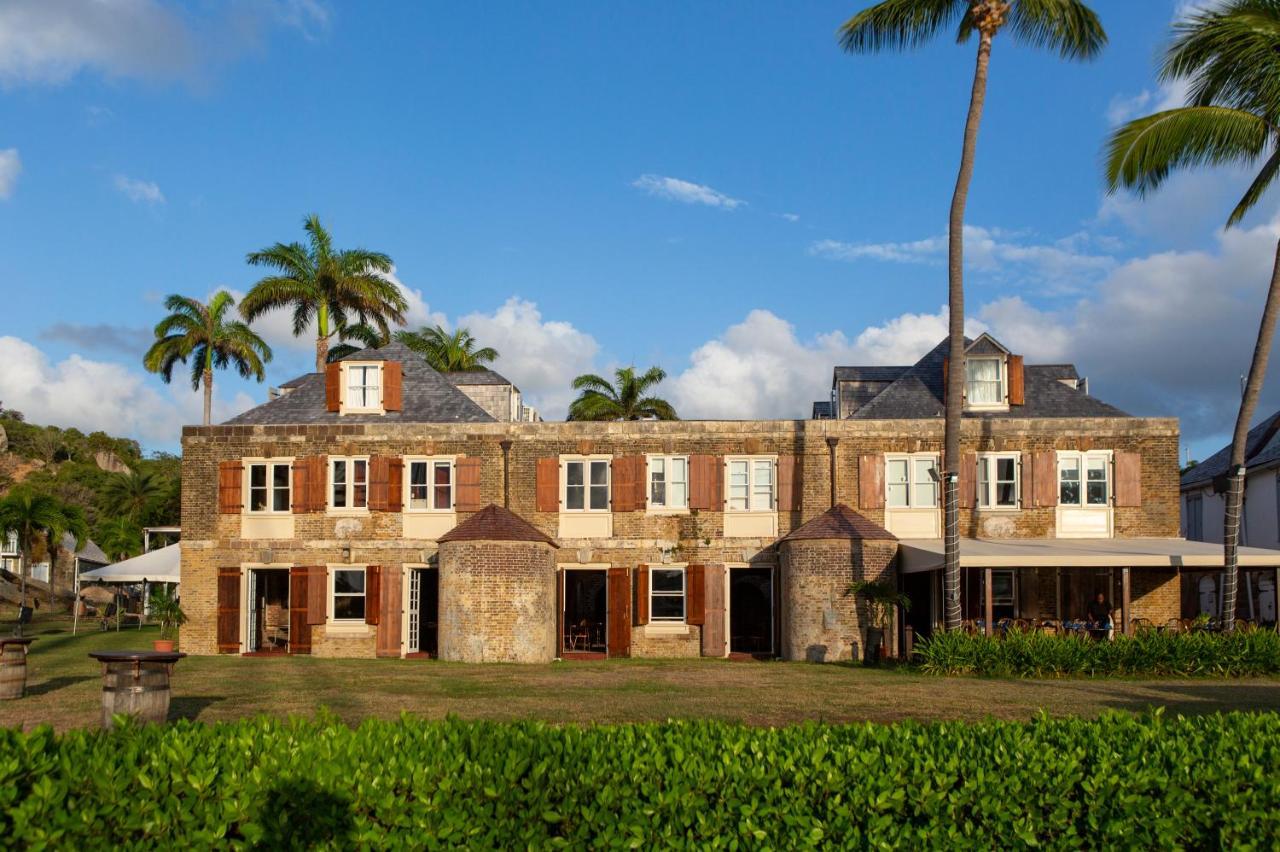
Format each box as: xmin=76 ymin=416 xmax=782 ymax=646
xmin=152 ymin=639 xmax=176 ymax=653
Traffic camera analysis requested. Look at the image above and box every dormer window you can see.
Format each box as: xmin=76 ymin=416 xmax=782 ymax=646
xmin=346 ymin=364 xmax=382 ymax=410
xmin=324 ymin=359 xmax=402 ymax=415
xmin=965 ymin=357 xmax=1005 ymax=407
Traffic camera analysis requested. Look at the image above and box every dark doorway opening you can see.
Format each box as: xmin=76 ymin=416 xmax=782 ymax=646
xmin=902 ymin=571 xmax=935 ymax=642
xmin=729 ymin=567 xmax=773 ymax=657
xmin=562 ymin=570 xmax=607 ymax=658
xmin=247 ymin=569 xmax=290 ymax=654
xmin=407 ymin=568 xmax=439 ymax=658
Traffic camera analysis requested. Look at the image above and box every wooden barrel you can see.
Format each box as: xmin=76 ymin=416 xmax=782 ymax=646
xmin=0 ymin=644 xmax=26 ymax=700
xmin=101 ymin=661 xmax=172 ymax=728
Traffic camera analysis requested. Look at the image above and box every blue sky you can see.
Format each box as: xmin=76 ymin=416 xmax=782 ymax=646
xmin=0 ymin=0 xmax=1275 ymax=462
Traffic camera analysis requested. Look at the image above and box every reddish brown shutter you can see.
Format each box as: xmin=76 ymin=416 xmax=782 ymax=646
xmin=958 ymin=451 xmax=977 ymax=509
xmin=216 ymin=567 xmax=240 ymax=653
xmin=308 ymin=456 xmax=327 ymax=511
xmin=612 ymin=456 xmax=644 ymax=512
xmin=689 ymin=455 xmax=722 ymax=510
xmin=536 ymin=458 xmax=560 ymax=512
xmin=291 ymin=458 xmax=310 ymax=514
xmin=387 ymin=457 xmax=404 ymax=512
xmin=777 ymin=454 xmax=802 ymax=511
xmin=325 ymin=361 xmax=341 ymax=412
xmin=364 ymin=566 xmax=381 ymax=626
xmin=686 ymin=564 xmax=706 ymax=626
xmin=1008 ymin=355 xmax=1025 ymax=405
xmin=369 ymin=456 xmax=391 ymax=511
xmin=383 ymin=361 xmax=403 ymax=412
xmin=634 ymin=564 xmax=650 ymax=626
xmin=858 ymin=455 xmax=885 ymax=510
xmin=307 ymin=566 xmax=327 ymax=625
xmin=1034 ymin=451 xmax=1058 ymax=508
xmin=607 ymin=567 xmax=631 ymax=658
xmin=1114 ymin=452 xmax=1142 ymax=507
xmin=289 ymin=566 xmax=312 ymax=654
xmin=455 ymin=457 xmax=483 ymax=511
xmin=218 ymin=461 xmax=242 ymax=514
xmin=700 ymin=564 xmax=726 ymax=657
xmin=376 ymin=564 xmax=402 ymax=657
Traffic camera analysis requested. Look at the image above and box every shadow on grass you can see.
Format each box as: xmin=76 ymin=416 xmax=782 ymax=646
xmin=1094 ymin=681 xmax=1280 ymax=716
xmin=168 ymin=695 xmax=225 ymax=722
xmin=25 ymin=675 xmax=93 ymax=696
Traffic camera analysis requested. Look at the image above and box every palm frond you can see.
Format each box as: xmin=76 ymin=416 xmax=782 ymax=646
xmin=1163 ymin=2 xmax=1280 ymax=113
xmin=1004 ymin=0 xmax=1106 ymax=60
xmin=571 ymin=373 xmax=617 ymax=394
xmin=635 ymin=396 xmax=679 ymax=421
xmin=1229 ymin=147 xmax=1280 ymax=225
xmin=837 ymin=0 xmax=962 ymax=53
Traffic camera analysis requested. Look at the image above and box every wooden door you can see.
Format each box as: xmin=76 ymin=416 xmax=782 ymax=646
xmin=606 ymin=567 xmax=631 ymax=658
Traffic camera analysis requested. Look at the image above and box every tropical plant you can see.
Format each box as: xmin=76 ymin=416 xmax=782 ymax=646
xmin=326 ymin=321 xmax=390 ymax=363
xmin=0 ymin=490 xmax=87 ymax=631
xmin=240 ymin=214 xmax=407 ymax=371
xmin=567 ymin=367 xmax=677 ymax=421
xmin=848 ymin=580 xmax=911 ymax=630
xmin=394 ymin=325 xmax=499 ymax=372
xmin=99 ymin=470 xmax=164 ymax=525
xmin=839 ymin=0 xmax=1105 ymax=631
xmin=143 ymin=291 xmax=272 ymax=426
xmin=1105 ymin=1 xmax=1280 ymax=632
xmin=148 ymin=585 xmax=187 ymax=640
xmin=96 ymin=516 xmax=143 ymax=563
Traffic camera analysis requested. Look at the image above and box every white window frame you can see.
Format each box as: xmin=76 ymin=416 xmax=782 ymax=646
xmin=244 ymin=458 xmax=293 ymax=515
xmin=884 ymin=453 xmax=940 ymax=509
xmin=404 ymin=456 xmax=456 ymax=513
xmin=976 ymin=452 xmax=1020 ymax=510
xmin=329 ymin=456 xmax=370 ymax=512
xmin=1058 ymin=450 xmax=1112 ymax=508
xmin=328 ymin=565 xmax=368 ymax=625
xmin=341 ymin=361 xmax=384 ymax=414
xmin=724 ymin=456 xmax=776 ymax=513
xmin=560 ymin=455 xmax=611 ymax=513
xmin=964 ymin=355 xmax=1007 ymax=410
xmin=649 ymin=565 xmax=686 ymax=623
xmin=646 ymin=454 xmax=689 ymax=513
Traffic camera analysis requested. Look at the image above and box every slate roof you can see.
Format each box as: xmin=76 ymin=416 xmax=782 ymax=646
xmin=442 ymin=368 xmax=515 ymax=387
xmin=1181 ymin=409 xmax=1280 ymax=489
xmin=59 ymin=534 xmax=108 ymax=565
xmin=812 ymin=400 xmax=834 ymax=419
xmin=833 ymin=366 xmax=909 ymax=384
xmin=779 ymin=504 xmax=897 ymax=542
xmin=225 ymin=341 xmax=496 ymax=425
xmin=277 ymin=374 xmax=313 ymax=390
xmin=437 ymin=504 xmax=559 ymax=547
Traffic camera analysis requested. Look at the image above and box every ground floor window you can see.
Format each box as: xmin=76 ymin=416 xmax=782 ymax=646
xmin=650 ymin=567 xmax=685 ymax=622
xmin=332 ymin=567 xmax=366 ymax=621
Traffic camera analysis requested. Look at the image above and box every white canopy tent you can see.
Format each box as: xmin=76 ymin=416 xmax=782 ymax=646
xmin=75 ymin=544 xmax=180 ymax=634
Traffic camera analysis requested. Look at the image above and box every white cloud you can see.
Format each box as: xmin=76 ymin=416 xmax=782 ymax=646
xmin=0 ymin=149 xmax=20 ymax=199
xmin=780 ymin=212 xmax=800 ymax=222
xmin=114 ymin=175 xmax=164 ymax=204
xmin=272 ymin=0 xmax=331 ymax=39
xmin=632 ymin=174 xmax=744 ymax=210
xmin=1105 ymin=80 xmax=1188 ymax=126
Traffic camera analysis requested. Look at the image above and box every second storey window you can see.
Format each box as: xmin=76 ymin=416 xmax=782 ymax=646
xmin=727 ymin=458 xmax=774 ymax=512
xmin=886 ymin=455 xmax=939 ymax=508
xmin=346 ymin=364 xmax=382 ymax=409
xmin=1059 ymin=453 xmax=1109 ymax=506
xmin=565 ymin=458 xmax=610 ymax=512
xmin=965 ymin=357 xmax=1004 ymax=406
xmin=247 ymin=461 xmax=291 ymax=513
xmin=1186 ymin=491 xmax=1204 ymax=540
xmin=648 ymin=455 xmax=688 ymax=510
xmin=977 ymin=454 xmax=1019 ymax=509
xmin=331 ymin=457 xmax=369 ymax=510
xmin=407 ymin=459 xmax=453 ymax=511
xmin=650 ymin=567 xmax=686 ymax=622
xmin=332 ymin=567 xmax=366 ymax=621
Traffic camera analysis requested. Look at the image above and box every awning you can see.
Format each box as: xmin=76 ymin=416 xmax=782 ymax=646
xmin=79 ymin=544 xmax=181 ymax=584
xmin=898 ymin=537 xmax=1280 ymax=574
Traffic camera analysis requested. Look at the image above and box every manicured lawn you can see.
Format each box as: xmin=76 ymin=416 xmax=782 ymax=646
xmin=3 ymin=617 xmax=1279 ymax=731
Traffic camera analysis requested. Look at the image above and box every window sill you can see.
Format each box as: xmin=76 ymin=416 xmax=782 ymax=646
xmin=325 ymin=622 xmax=372 ymax=636
xmin=241 ymin=511 xmax=293 ymax=517
xmin=339 ymin=408 xmax=385 ymax=416
xmin=327 ymin=509 xmax=371 ymax=517
xmin=646 ymin=507 xmax=690 ymax=516
xmin=644 ymin=622 xmax=689 ymax=637
xmin=974 ymin=507 xmax=1021 ymax=514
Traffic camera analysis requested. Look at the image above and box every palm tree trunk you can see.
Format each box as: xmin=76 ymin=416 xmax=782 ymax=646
xmin=1221 ymin=236 xmax=1280 ymax=631
xmin=202 ymin=369 xmax=213 ymax=426
xmin=17 ymin=546 xmax=27 ymax=637
xmin=943 ymin=25 xmax=997 ymax=632
xmin=316 ymin=303 xmax=330 ymax=372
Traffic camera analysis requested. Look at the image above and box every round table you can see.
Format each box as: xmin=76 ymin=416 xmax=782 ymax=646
xmin=88 ymin=651 xmax=186 ymax=729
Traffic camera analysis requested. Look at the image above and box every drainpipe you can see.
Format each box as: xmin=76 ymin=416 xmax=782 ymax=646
xmin=825 ymin=437 xmax=839 ymax=509
xmin=499 ymin=439 xmax=513 ymax=508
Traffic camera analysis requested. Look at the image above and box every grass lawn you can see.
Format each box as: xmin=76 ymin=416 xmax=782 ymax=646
xmin=3 ymin=616 xmax=1279 ymax=731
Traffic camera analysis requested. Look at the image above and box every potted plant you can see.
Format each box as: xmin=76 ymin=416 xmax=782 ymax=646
xmin=148 ymin=586 xmax=186 ymax=652
xmin=848 ymin=580 xmax=911 ymax=664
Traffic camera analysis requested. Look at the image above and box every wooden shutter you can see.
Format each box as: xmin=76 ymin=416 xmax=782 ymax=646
xmin=1034 ymin=451 xmax=1058 ymax=508
xmin=307 ymin=566 xmax=327 ymax=625
xmin=309 ymin=456 xmax=327 ymax=511
xmin=455 ymin=457 xmax=483 ymax=511
xmin=289 ymin=566 xmax=312 ymax=654
xmin=1114 ymin=452 xmax=1142 ymax=507
xmin=387 ymin=457 xmax=403 ymax=512
xmin=216 ymin=567 xmax=240 ymax=653
xmin=218 ymin=461 xmax=242 ymax=514
xmin=376 ymin=565 xmax=402 ymax=657
xmin=369 ymin=456 xmax=391 ymax=511
xmin=325 ymin=361 xmax=341 ymax=412
xmin=383 ymin=361 xmax=403 ymax=412
xmin=686 ymin=564 xmax=706 ymax=626
xmin=858 ymin=455 xmax=885 ymax=510
xmin=689 ymin=455 xmax=722 ymax=511
xmin=607 ymin=567 xmax=631 ymax=658
xmin=536 ymin=458 xmax=560 ymax=512
xmin=958 ymin=451 xmax=977 ymax=509
xmin=1008 ymin=355 xmax=1025 ymax=405
xmin=700 ymin=564 xmax=726 ymax=657
xmin=365 ymin=565 xmax=381 ymax=626
xmin=777 ymin=454 xmax=803 ymax=511
xmin=291 ymin=458 xmax=311 ymax=514
xmin=612 ymin=456 xmax=645 ymax=512
xmin=634 ymin=564 xmax=649 ymax=626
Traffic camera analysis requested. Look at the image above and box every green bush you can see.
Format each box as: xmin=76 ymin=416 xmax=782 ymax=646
xmin=2 ymin=712 xmax=1279 ymax=847
xmin=916 ymin=628 xmax=1280 ymax=677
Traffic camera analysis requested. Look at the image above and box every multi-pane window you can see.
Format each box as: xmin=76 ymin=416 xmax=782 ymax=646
xmin=247 ymin=461 xmax=291 ymax=513
xmin=977 ymin=454 xmax=1019 ymax=509
xmin=885 ymin=455 xmax=939 ymax=508
xmin=965 ymin=357 xmax=1004 ymax=406
xmin=650 ymin=567 xmax=686 ymax=622
xmin=332 ymin=568 xmax=366 ymax=621
xmin=648 ymin=456 xmax=688 ymax=510
xmin=408 ymin=459 xmax=453 ymax=511
xmin=1059 ymin=453 xmax=1109 ymax=507
xmin=727 ymin=458 xmax=775 ymax=512
xmin=330 ymin=458 xmax=369 ymax=510
xmin=345 ymin=364 xmax=382 ymax=409
xmin=564 ymin=459 xmax=610 ymax=512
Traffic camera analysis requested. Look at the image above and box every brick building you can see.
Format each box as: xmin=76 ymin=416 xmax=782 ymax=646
xmin=180 ymin=335 xmax=1280 ymax=661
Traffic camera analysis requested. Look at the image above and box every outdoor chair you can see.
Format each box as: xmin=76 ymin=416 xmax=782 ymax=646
xmin=1131 ymin=617 xmax=1154 ymax=633
xmin=1163 ymin=618 xmax=1182 ymax=633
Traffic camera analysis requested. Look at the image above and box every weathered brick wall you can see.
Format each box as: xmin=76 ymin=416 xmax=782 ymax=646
xmin=780 ymin=539 xmax=896 ymax=663
xmin=1129 ymin=569 xmax=1180 ymax=625
xmin=438 ymin=540 xmax=556 ymax=663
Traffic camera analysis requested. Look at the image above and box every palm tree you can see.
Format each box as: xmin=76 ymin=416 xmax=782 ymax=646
xmin=839 ymin=0 xmax=1105 ymax=631
xmin=0 ymin=491 xmax=86 ymax=632
xmin=240 ymin=214 xmax=408 ymax=371
xmin=395 ymin=325 xmax=499 ymax=372
xmin=100 ymin=470 xmax=164 ymax=525
xmin=143 ymin=291 xmax=272 ymax=426
xmin=568 ymin=367 xmax=677 ymax=421
xmin=327 ymin=321 xmax=390 ymax=363
xmin=1106 ymin=1 xmax=1280 ymax=631
xmin=97 ymin=517 xmax=143 ymax=563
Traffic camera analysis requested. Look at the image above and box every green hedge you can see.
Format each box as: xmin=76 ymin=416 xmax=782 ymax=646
xmin=916 ymin=628 xmax=1280 ymax=677
xmin=2 ymin=712 xmax=1279 ymax=847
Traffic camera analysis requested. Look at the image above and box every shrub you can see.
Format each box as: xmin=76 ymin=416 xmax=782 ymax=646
xmin=916 ymin=628 xmax=1280 ymax=677
xmin=1 ymin=712 xmax=1279 ymax=847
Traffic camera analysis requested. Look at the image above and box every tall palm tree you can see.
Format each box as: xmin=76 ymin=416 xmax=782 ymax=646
xmin=0 ymin=491 xmax=86 ymax=632
xmin=143 ymin=291 xmax=272 ymax=426
xmin=326 ymin=321 xmax=390 ymax=363
xmin=240 ymin=214 xmax=408 ymax=371
xmin=1106 ymin=1 xmax=1280 ymax=631
xmin=100 ymin=470 xmax=164 ymax=525
xmin=839 ymin=0 xmax=1105 ymax=631
xmin=568 ymin=367 xmax=677 ymax=421
xmin=395 ymin=325 xmax=499 ymax=372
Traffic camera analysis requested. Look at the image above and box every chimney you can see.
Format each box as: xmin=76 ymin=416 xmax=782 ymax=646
xmin=825 ymin=437 xmax=839 ymax=508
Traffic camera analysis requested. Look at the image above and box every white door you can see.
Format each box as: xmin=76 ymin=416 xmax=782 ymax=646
xmin=406 ymin=568 xmax=422 ymax=654
xmin=245 ymin=570 xmax=259 ymax=652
